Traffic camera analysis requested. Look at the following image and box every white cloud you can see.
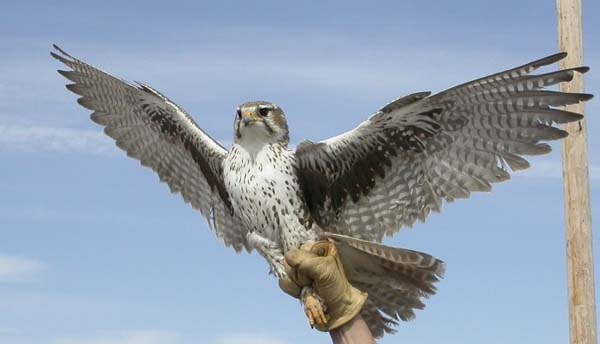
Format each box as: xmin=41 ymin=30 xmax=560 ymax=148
xmin=0 ymin=124 xmax=115 ymax=155
xmin=55 ymin=331 xmax=179 ymax=344
xmin=0 ymin=255 xmax=44 ymax=282
xmin=215 ymin=333 xmax=287 ymax=344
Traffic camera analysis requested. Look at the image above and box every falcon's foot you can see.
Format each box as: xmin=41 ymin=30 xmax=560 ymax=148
xmin=268 ymin=255 xmax=286 ymax=279
xmin=301 ymin=286 xmax=327 ymax=328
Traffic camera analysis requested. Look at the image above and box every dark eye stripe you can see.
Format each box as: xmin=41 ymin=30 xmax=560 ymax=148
xmin=236 ymin=108 xmax=242 ymax=118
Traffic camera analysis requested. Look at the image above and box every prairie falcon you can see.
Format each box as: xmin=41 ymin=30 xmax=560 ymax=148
xmin=52 ymin=45 xmax=591 ymax=338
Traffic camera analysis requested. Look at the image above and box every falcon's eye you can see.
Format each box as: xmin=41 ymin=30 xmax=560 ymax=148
xmin=259 ymin=107 xmax=270 ymax=117
xmin=236 ymin=108 xmax=242 ymax=119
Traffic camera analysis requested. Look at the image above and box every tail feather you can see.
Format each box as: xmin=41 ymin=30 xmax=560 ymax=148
xmin=325 ymin=233 xmax=444 ymax=339
xmin=350 ymin=267 xmax=432 ymax=300
xmin=355 ymin=282 xmax=423 ymax=321
xmin=327 ymin=233 xmax=445 ymax=275
xmin=360 ymin=298 xmax=398 ymax=338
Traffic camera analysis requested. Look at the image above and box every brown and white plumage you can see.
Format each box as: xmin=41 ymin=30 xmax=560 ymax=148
xmin=53 ymin=45 xmax=591 ymax=338
xmin=296 ymin=53 xmax=591 ymax=242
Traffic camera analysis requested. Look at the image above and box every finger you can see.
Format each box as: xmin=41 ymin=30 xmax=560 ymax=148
xmin=285 ymin=250 xmax=320 ymax=286
xmin=282 ymin=259 xmax=292 ymax=275
xmin=283 ymin=259 xmax=310 ymax=286
xmin=285 ymin=249 xmax=318 ymax=268
xmin=282 ymin=259 xmax=305 ymax=287
xmin=298 ymin=256 xmax=337 ymax=283
xmin=278 ymin=278 xmax=302 ymax=299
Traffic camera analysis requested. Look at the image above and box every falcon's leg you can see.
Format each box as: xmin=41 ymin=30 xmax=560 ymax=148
xmin=301 ymin=286 xmax=328 ymax=327
xmin=246 ymin=232 xmax=328 ymax=326
xmin=246 ymin=231 xmax=286 ymax=278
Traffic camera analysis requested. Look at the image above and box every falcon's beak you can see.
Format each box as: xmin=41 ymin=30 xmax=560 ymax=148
xmin=241 ymin=110 xmax=260 ymax=127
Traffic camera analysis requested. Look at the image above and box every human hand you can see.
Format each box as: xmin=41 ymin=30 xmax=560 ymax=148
xmin=278 ymin=241 xmax=367 ymax=332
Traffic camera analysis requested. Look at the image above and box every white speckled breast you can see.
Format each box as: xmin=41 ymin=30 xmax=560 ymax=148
xmin=223 ymin=143 xmax=318 ymax=252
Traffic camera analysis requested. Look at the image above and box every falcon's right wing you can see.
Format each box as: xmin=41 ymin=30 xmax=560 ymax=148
xmin=52 ymin=45 xmax=249 ymax=252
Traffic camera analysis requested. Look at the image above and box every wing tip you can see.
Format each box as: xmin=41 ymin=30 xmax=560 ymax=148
xmin=571 ymin=112 xmax=585 ymax=121
xmin=51 ymin=45 xmax=78 ymax=74
xmin=556 ymin=51 xmax=568 ymax=60
xmin=51 ymin=44 xmax=71 ymax=59
xmin=529 ymin=52 xmax=567 ymax=69
xmin=579 ymin=93 xmax=594 ymax=101
xmin=549 ymin=51 xmax=568 ymax=63
xmin=50 ymin=51 xmax=69 ymax=64
xmin=540 ymin=53 xmax=593 ymax=76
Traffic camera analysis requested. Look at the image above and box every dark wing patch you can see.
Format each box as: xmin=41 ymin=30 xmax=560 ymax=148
xmin=297 ymin=108 xmax=443 ymax=226
xmin=139 ymin=85 xmax=232 ymax=210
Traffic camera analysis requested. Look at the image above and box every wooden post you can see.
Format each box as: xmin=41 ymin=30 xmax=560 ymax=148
xmin=556 ymin=1 xmax=597 ymax=344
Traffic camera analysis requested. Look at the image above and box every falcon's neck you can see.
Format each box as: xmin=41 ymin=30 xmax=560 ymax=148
xmin=236 ymin=140 xmax=288 ymax=162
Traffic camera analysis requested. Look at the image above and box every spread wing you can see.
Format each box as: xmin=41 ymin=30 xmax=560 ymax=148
xmin=296 ymin=53 xmax=592 ymax=242
xmin=52 ymin=45 xmax=249 ymax=252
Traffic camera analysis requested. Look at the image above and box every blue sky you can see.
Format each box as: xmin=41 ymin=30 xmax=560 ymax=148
xmin=1 ymin=1 xmax=599 ymax=343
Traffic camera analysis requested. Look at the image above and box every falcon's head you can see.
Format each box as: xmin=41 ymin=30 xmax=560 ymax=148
xmin=234 ymin=101 xmax=289 ymax=147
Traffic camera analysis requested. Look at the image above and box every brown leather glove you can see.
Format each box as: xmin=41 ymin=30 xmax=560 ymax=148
xmin=279 ymin=241 xmax=368 ymax=332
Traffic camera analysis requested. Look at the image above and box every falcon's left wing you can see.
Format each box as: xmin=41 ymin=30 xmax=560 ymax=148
xmin=296 ymin=53 xmax=591 ymax=242
xmin=52 ymin=45 xmax=249 ymax=252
